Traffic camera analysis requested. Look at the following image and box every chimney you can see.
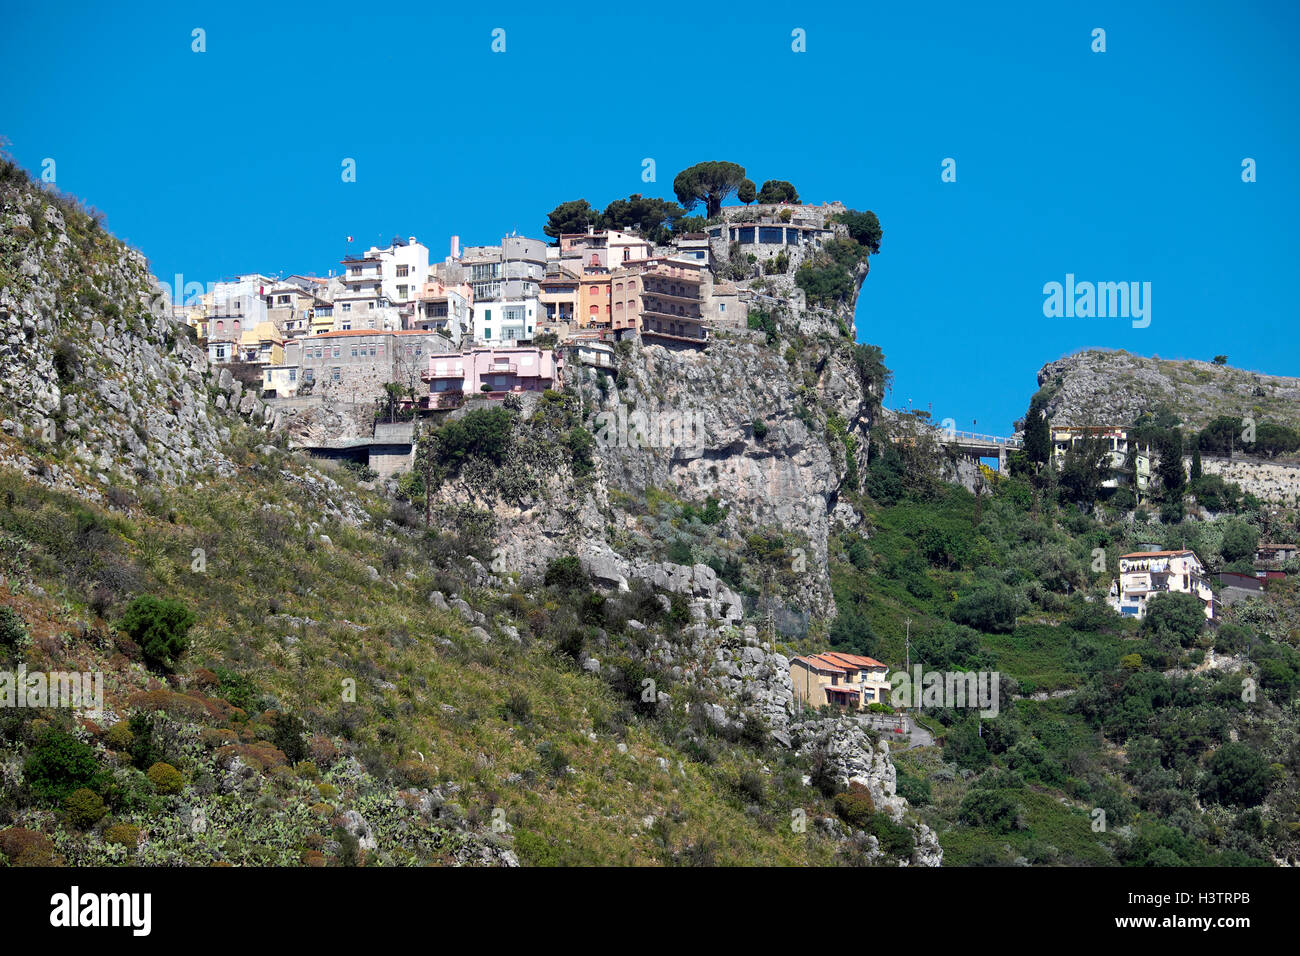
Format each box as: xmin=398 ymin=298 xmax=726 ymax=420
xmin=450 ymin=235 xmax=460 ymax=259
xmin=409 ymin=236 xmax=417 ymax=246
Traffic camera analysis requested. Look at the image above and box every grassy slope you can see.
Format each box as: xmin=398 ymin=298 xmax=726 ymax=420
xmin=0 ymin=424 xmax=856 ymax=866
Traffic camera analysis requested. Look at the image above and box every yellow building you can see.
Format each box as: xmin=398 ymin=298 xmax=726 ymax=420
xmin=790 ymin=652 xmax=891 ymax=710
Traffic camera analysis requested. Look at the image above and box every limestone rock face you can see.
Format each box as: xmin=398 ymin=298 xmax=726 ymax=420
xmin=1037 ymin=350 xmax=1300 ymax=431
xmin=0 ymin=177 xmax=274 ymax=496
xmin=791 ymin=715 xmax=943 ymax=867
xmin=569 ymin=331 xmax=873 ymax=619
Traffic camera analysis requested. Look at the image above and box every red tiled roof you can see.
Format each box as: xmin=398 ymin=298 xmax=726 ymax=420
xmin=823 ymin=651 xmax=886 ymax=670
xmin=793 ymin=655 xmax=846 ymax=675
xmin=1121 ymin=550 xmax=1194 ymax=559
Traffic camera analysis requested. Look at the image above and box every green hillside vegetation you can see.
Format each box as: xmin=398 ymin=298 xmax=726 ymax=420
xmin=0 ymin=420 xmax=918 ymax=866
xmin=821 ymin=419 xmax=1300 ymax=866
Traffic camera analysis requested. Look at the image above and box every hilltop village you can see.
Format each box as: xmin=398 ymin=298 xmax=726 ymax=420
xmin=177 ymin=191 xmax=871 ymax=430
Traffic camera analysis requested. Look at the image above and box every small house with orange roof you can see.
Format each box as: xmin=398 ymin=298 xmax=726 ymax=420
xmin=790 ymin=651 xmax=891 ymax=711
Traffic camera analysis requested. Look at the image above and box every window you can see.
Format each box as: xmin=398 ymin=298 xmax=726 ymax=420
xmin=333 ymin=346 xmax=341 ymax=357
xmin=396 ymin=264 xmax=409 ymax=277
xmin=331 ymin=367 xmax=341 ymax=381
xmin=216 ymin=320 xmax=224 ymax=332
xmin=304 ymin=369 xmax=314 ymax=383
xmin=342 ymin=303 xmax=352 ymax=312
xmin=351 ymin=346 xmax=358 ymax=357
xmin=289 ymin=369 xmax=297 ymax=381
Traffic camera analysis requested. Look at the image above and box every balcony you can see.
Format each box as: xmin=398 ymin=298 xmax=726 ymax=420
xmin=421 ymin=367 xmax=466 ymax=381
xmin=487 ymin=362 xmax=518 ymax=374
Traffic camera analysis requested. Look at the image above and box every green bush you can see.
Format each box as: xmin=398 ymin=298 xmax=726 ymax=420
xmin=0 ymin=605 xmax=28 ymax=651
xmin=24 ymin=728 xmax=103 ymax=800
xmin=64 ymin=787 xmax=108 ymax=827
xmin=117 ymin=595 xmax=195 ymax=671
xmin=1202 ymin=742 xmax=1271 ymax=808
xmin=544 ymin=555 xmax=589 ymax=592
xmin=957 ymin=788 xmax=1022 ymax=833
xmin=146 ymin=761 xmax=184 ymax=795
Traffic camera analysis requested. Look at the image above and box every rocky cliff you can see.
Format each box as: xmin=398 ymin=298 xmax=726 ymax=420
xmin=0 ymin=172 xmax=275 ymax=498
xmin=1036 ymin=349 xmax=1300 ymax=429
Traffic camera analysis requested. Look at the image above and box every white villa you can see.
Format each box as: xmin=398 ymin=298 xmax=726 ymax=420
xmin=1108 ymin=549 xmax=1216 ymax=620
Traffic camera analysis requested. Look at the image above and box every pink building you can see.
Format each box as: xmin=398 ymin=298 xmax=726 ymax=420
xmin=422 ymin=346 xmax=560 ymax=409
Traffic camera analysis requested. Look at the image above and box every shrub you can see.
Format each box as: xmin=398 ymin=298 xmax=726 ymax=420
xmin=833 ymin=782 xmax=876 ymax=827
xmin=950 ymin=584 xmax=1020 ymax=633
xmin=146 ymin=761 xmax=184 ymax=795
xmin=868 ymin=812 xmax=915 ymax=857
xmin=64 ymin=787 xmax=108 ymax=827
xmin=269 ymin=711 xmax=308 ymax=764
xmin=957 ymin=788 xmax=1022 ymax=833
xmin=0 ymin=828 xmax=62 ymax=866
xmin=117 ymin=595 xmax=196 ymax=672
xmin=0 ymin=605 xmax=28 ymax=652
xmin=1141 ymin=592 xmax=1206 ymax=648
xmin=104 ymin=823 xmax=141 ymax=848
xmin=895 ymin=772 xmax=931 ymax=806
xmin=544 ymin=555 xmax=589 ymax=592
xmin=24 ymin=728 xmax=103 ymax=800
xmin=1202 ymin=742 xmax=1272 ymax=808
xmin=104 ymin=721 xmax=134 ymax=750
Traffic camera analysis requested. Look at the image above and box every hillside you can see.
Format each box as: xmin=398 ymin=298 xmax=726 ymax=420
xmin=2 ymin=159 xmax=1297 ymax=871
xmin=1036 ymin=350 xmax=1300 ymax=431
xmin=0 ymin=165 xmax=939 ymax=867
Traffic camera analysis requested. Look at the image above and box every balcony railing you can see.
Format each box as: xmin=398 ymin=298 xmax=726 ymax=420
xmin=421 ymin=367 xmax=466 ymax=381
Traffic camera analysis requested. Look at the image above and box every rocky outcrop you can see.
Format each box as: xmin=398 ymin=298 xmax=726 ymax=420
xmin=572 ymin=330 xmax=872 ymax=618
xmin=0 ymin=175 xmax=272 ymax=496
xmin=1036 ymin=350 xmax=1300 ymax=430
xmin=792 ymin=715 xmax=943 ymax=866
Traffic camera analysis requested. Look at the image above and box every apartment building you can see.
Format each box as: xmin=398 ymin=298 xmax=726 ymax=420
xmin=450 ymin=235 xmax=546 ymax=344
xmin=265 ymin=283 xmax=328 ymax=340
xmin=558 ymin=228 xmax=653 ymax=274
xmin=1109 ymin=549 xmax=1216 ymax=620
xmin=412 ymin=279 xmax=473 ymax=346
xmin=634 ymin=256 xmax=707 ymax=345
xmin=538 ymin=268 xmax=580 ymax=338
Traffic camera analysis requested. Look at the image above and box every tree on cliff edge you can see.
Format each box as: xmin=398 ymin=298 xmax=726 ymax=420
xmin=673 ymin=161 xmax=747 ymax=217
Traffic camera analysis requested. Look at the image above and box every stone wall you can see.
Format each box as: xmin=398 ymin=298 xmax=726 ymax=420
xmin=1194 ymin=456 xmax=1300 ymax=507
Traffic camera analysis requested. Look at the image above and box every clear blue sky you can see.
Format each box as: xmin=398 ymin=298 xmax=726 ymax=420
xmin=4 ymin=0 xmax=1297 ymax=434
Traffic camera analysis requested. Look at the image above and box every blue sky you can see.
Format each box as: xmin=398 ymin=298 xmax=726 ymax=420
xmin=3 ymin=0 xmax=1297 ymax=434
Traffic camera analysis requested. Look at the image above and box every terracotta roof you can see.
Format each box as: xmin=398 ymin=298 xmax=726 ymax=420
xmin=825 ymin=685 xmax=860 ymax=695
xmin=1121 ymin=550 xmax=1194 ymax=559
xmin=823 ymin=651 xmax=886 ymax=670
xmin=793 ymin=655 xmax=846 ymax=675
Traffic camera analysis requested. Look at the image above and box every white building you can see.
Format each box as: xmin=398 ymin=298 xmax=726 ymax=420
xmin=1109 ymin=549 xmax=1216 ymax=620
